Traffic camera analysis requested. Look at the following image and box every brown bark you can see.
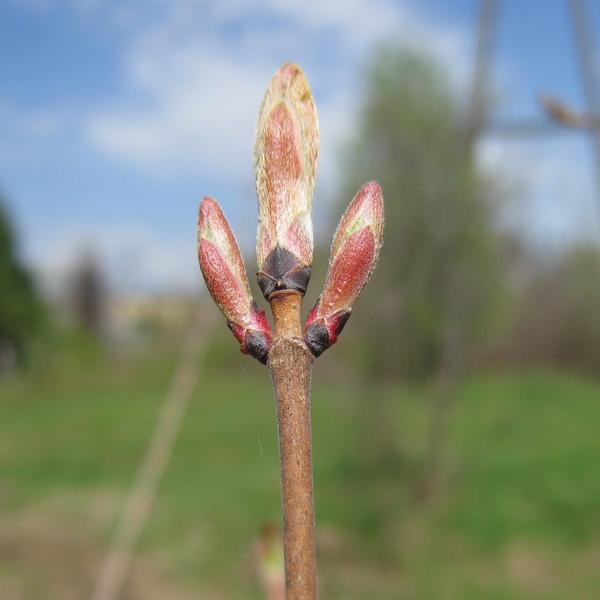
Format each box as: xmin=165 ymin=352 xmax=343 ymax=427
xmin=268 ymin=291 xmax=317 ymax=599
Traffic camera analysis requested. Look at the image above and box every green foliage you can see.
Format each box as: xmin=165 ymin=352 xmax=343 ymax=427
xmin=0 ymin=341 xmax=599 ymax=598
xmin=500 ymin=242 xmax=600 ymax=377
xmin=448 ymin=373 xmax=600 ymax=548
xmin=336 ymin=45 xmax=505 ymax=381
xmin=0 ymin=198 xmax=45 ymax=366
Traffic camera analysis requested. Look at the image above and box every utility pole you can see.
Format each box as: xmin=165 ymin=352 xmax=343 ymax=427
xmin=569 ymin=0 xmax=600 ymax=218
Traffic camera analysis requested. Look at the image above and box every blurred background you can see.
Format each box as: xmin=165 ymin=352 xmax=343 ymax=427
xmin=1 ymin=0 xmax=600 ymax=598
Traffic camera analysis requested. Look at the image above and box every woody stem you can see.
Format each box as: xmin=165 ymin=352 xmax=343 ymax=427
xmin=268 ymin=292 xmax=317 ymax=599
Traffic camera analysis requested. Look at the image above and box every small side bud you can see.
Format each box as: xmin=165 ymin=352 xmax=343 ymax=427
xmin=304 ymin=181 xmax=384 ymax=357
xmin=254 ymin=522 xmax=285 ymax=600
xmin=254 ymin=62 xmax=319 ymax=300
xmin=198 ymin=196 xmax=272 ymax=364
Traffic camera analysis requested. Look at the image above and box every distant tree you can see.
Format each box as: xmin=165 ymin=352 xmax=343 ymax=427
xmin=499 ymin=243 xmax=600 ymax=377
xmin=334 ymin=46 xmax=507 ymax=495
xmin=0 ymin=198 xmax=44 ymax=368
xmin=72 ymin=251 xmax=107 ymax=338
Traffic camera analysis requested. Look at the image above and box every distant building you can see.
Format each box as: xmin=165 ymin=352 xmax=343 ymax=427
xmin=111 ymin=293 xmax=200 ymax=338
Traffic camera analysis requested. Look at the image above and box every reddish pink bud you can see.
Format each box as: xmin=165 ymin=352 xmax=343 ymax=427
xmin=198 ymin=196 xmax=272 ymax=363
xmin=304 ymin=181 xmax=384 ymax=356
xmin=254 ymin=63 xmax=319 ymax=300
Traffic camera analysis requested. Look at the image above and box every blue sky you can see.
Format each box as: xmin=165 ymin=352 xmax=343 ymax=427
xmin=1 ymin=0 xmax=599 ymax=294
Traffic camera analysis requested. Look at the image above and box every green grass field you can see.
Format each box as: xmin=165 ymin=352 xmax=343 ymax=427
xmin=1 ymin=329 xmax=599 ymax=599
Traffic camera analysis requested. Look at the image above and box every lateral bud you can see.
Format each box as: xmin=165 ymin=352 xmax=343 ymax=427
xmin=304 ymin=181 xmax=384 ymax=357
xmin=198 ymin=196 xmax=272 ymax=364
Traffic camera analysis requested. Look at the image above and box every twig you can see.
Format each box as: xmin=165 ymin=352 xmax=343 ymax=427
xmin=197 ymin=63 xmax=384 ymax=600
xmin=268 ymin=293 xmax=316 ymax=597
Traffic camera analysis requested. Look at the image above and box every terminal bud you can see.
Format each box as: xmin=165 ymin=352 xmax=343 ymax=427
xmin=254 ymin=63 xmax=319 ymax=300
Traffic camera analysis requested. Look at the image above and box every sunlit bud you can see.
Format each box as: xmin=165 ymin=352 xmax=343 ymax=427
xmin=254 ymin=522 xmax=284 ymax=600
xmin=254 ymin=62 xmax=319 ymax=300
xmin=539 ymin=94 xmax=583 ymax=127
xmin=304 ymin=181 xmax=384 ymax=357
xmin=198 ymin=196 xmax=272 ymax=364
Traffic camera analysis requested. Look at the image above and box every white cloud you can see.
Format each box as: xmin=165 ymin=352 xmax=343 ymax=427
xmin=84 ymin=0 xmax=476 ymax=188
xmin=88 ymin=48 xmax=266 ymax=176
xmin=0 ymin=101 xmax=68 ymax=163
xmin=477 ymin=135 xmax=600 ymax=246
xmin=26 ymin=221 xmax=202 ymax=295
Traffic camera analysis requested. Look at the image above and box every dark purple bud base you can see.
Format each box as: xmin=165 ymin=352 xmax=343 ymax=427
xmin=304 ymin=310 xmax=351 ymax=357
xmin=245 ymin=330 xmax=271 ymax=364
xmin=257 ymin=245 xmax=311 ymax=300
xmin=304 ymin=322 xmax=329 ymax=357
xmin=228 ymin=322 xmax=272 ymax=364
